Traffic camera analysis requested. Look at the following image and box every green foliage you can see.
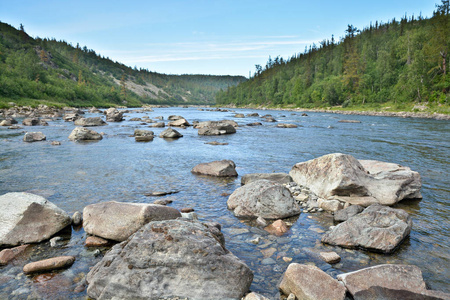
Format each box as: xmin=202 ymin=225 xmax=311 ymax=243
xmin=216 ymin=2 xmax=450 ymax=112
xmin=0 ymin=21 xmax=246 ymax=107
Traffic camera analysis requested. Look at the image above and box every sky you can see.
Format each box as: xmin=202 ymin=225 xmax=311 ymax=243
xmin=0 ymin=0 xmax=438 ymax=77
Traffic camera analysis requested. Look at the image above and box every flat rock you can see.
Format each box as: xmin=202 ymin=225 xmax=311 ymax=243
xmin=337 ymin=264 xmax=429 ymax=298
xmin=68 ymin=127 xmax=103 ymax=141
xmin=86 ymin=219 xmax=253 ymax=300
xmin=23 ymin=132 xmax=46 ymax=142
xmin=0 ymin=192 xmax=71 ymax=246
xmin=83 ymin=201 xmax=181 ymax=242
xmin=191 ymin=160 xmax=238 ymax=177
xmin=241 ymin=173 xmax=292 ymax=185
xmin=148 ymin=122 xmax=165 ymax=127
xmin=74 ymin=117 xmax=107 ymax=127
xmin=339 ymin=119 xmax=361 ymax=123
xmin=197 ymin=121 xmax=237 ymax=135
xmin=205 ymin=141 xmax=229 ymax=145
xmin=279 ymin=263 xmax=346 ymax=300
xmin=227 ymin=180 xmax=300 ymax=219
xmin=23 ymin=256 xmax=75 ymax=274
xmin=168 ymin=118 xmax=190 ymax=127
xmin=322 ymin=204 xmax=412 ymax=253
xmin=289 ymin=153 xmax=422 ymax=206
xmin=277 ymin=123 xmax=298 ymax=128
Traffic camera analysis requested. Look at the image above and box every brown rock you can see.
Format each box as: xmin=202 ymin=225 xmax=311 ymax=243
xmin=0 ymin=244 xmax=30 ymax=265
xmin=23 ymin=256 xmax=75 ymax=274
xmin=86 ymin=236 xmax=110 ymax=247
xmin=264 ymin=219 xmax=289 ymax=236
xmin=319 ymin=252 xmax=341 ymax=264
xmin=153 ymin=199 xmax=173 ymax=205
xmin=279 ymin=263 xmax=346 ymax=300
xmin=180 ymin=208 xmax=194 ymax=213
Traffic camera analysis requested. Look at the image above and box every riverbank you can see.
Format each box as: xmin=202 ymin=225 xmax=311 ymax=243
xmin=220 ymin=104 xmax=450 ymax=120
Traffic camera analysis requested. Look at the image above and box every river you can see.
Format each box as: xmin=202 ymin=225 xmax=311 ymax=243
xmin=0 ymin=107 xmax=449 ymax=299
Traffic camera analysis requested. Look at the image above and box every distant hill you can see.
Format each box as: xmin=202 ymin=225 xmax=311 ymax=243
xmin=0 ymin=21 xmax=246 ymax=108
xmin=216 ymin=1 xmax=449 ymax=113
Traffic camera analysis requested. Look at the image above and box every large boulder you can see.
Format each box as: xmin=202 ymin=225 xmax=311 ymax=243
xmin=86 ymin=219 xmax=253 ymax=300
xmin=191 ymin=160 xmax=238 ymax=177
xmin=227 ymin=180 xmax=300 ymax=219
xmin=194 ymin=120 xmax=238 ymax=129
xmin=105 ymin=108 xmax=123 ymax=122
xmin=74 ymin=117 xmax=107 ymax=127
xmin=279 ymin=263 xmax=346 ymax=300
xmin=321 ymin=204 xmax=412 ymax=253
xmin=197 ymin=121 xmax=237 ymax=136
xmin=68 ymin=127 xmax=103 ymax=141
xmin=83 ymin=201 xmax=181 ymax=241
xmin=23 ymin=132 xmax=46 ymax=142
xmin=159 ymin=127 xmax=183 ymax=138
xmin=337 ymin=264 xmax=430 ymax=299
xmin=289 ymin=153 xmax=422 ymax=206
xmin=241 ymin=173 xmax=292 ymax=185
xmin=0 ymin=192 xmax=71 ymax=246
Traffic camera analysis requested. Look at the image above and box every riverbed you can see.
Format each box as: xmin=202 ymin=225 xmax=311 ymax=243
xmin=0 ymin=107 xmax=449 ymax=299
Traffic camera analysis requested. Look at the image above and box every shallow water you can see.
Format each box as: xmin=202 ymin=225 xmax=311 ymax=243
xmin=0 ymin=107 xmax=449 ymax=299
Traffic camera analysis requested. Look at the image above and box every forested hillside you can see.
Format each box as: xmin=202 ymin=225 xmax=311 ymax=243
xmin=0 ymin=21 xmax=246 ymax=108
xmin=216 ymin=1 xmax=449 ymax=112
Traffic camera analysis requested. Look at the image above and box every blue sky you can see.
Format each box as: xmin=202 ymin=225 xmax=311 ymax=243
xmin=1 ymin=0 xmax=438 ymax=77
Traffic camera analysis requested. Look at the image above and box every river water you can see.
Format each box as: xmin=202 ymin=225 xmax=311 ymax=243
xmin=0 ymin=107 xmax=449 ymax=299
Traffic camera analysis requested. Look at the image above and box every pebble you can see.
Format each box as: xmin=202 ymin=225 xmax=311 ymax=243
xmin=180 ymin=207 xmax=194 ymax=213
xmin=249 ymin=237 xmax=261 ymax=245
xmin=71 ymin=211 xmax=82 ymax=226
xmin=85 ymin=236 xmax=109 ymax=247
xmin=261 ymin=258 xmax=276 ymax=265
xmin=319 ymin=251 xmax=341 ymax=264
xmin=283 ymin=257 xmax=293 ymax=263
xmin=50 ymin=237 xmax=62 ymax=247
xmin=23 ymin=256 xmax=75 ymax=274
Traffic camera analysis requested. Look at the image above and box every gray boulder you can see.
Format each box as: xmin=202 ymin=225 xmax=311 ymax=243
xmin=227 ymin=180 xmax=301 ymax=219
xmin=197 ymin=121 xmax=237 ymax=136
xmin=105 ymin=108 xmax=123 ymax=122
xmin=83 ymin=201 xmax=181 ymax=241
xmin=0 ymin=192 xmax=71 ymax=246
xmin=322 ymin=204 xmax=412 ymax=253
xmin=23 ymin=132 xmax=46 ymax=142
xmin=74 ymin=117 xmax=107 ymax=127
xmin=168 ymin=118 xmax=190 ymax=127
xmin=159 ymin=127 xmax=183 ymax=138
xmin=241 ymin=173 xmax=292 ymax=185
xmin=289 ymin=153 xmax=422 ymax=206
xmin=279 ymin=263 xmax=346 ymax=300
xmin=191 ymin=160 xmax=238 ymax=177
xmin=333 ymin=205 xmax=364 ymax=222
xmin=86 ymin=219 xmax=253 ymax=300
xmin=68 ymin=127 xmax=103 ymax=141
xmin=134 ymin=129 xmax=154 ymax=142
xmin=337 ymin=264 xmax=432 ymax=299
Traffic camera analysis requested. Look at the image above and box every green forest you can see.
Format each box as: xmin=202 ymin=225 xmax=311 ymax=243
xmin=216 ymin=1 xmax=450 ymax=113
xmin=0 ymin=21 xmax=246 ymax=108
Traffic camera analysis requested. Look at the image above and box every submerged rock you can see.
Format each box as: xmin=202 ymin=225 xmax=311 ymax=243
xmin=289 ymin=153 xmax=422 ymax=206
xmin=86 ymin=219 xmax=253 ymax=300
xmin=191 ymin=160 xmax=238 ymax=177
xmin=0 ymin=192 xmax=71 ymax=247
xmin=83 ymin=201 xmax=181 ymax=242
xmin=321 ymin=204 xmax=412 ymax=253
xmin=227 ymin=180 xmax=300 ymax=219
xmin=279 ymin=263 xmax=346 ymax=300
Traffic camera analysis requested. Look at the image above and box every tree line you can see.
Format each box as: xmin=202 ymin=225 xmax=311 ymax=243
xmin=216 ymin=1 xmax=449 ymax=112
